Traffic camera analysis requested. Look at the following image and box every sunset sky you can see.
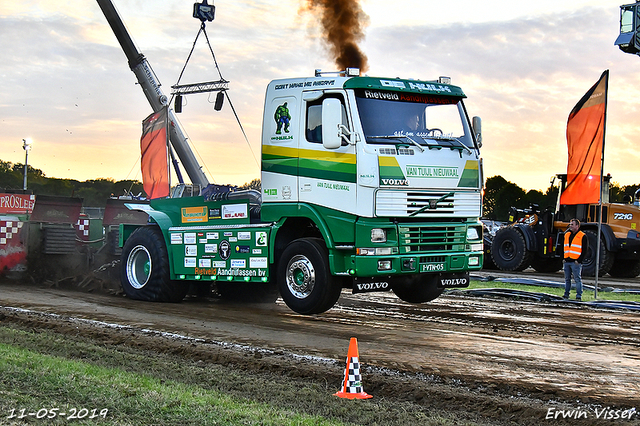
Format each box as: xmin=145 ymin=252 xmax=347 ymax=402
xmin=1 ymin=0 xmax=639 ymax=192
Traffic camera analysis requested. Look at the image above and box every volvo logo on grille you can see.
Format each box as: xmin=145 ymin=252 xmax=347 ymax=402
xmin=410 ymin=192 xmax=454 ymax=217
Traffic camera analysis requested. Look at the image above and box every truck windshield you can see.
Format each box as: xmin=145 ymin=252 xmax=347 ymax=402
xmin=355 ymin=90 xmax=474 ymax=151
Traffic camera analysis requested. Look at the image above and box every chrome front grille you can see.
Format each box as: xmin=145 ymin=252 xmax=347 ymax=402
xmin=376 ymin=190 xmax=481 ymax=218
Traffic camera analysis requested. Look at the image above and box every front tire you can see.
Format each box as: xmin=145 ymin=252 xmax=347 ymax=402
xmin=278 ymin=238 xmax=342 ymax=314
xmin=121 ymin=226 xmax=188 ymax=302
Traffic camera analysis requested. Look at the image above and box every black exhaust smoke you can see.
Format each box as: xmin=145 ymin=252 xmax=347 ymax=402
xmin=303 ymin=0 xmax=370 ymax=73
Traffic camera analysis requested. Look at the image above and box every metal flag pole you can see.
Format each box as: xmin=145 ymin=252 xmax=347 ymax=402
xmin=594 ymin=70 xmax=610 ymax=300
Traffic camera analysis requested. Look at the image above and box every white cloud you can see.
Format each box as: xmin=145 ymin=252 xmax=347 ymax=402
xmin=0 ymin=0 xmax=638 ymax=191
xmin=361 ymin=5 xmax=638 ymax=190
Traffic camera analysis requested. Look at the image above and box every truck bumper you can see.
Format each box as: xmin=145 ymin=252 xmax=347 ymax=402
xmin=353 ymin=251 xmax=483 ymax=277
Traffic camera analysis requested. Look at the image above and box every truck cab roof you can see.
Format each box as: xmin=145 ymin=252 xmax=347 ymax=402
xmin=267 ymin=75 xmax=466 ymax=98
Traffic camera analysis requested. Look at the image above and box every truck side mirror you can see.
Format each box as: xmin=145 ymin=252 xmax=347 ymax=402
xmin=472 ymin=116 xmax=482 ymax=148
xmin=322 ymin=98 xmax=342 ymax=149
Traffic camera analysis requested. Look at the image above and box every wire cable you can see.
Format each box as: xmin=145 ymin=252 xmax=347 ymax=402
xmin=201 ymin=25 xmax=259 ymax=168
xmin=170 ymin=24 xmax=205 ymax=106
xmin=171 ymin=21 xmax=260 ymax=176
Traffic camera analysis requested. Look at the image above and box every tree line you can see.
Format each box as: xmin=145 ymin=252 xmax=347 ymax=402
xmin=0 ymin=160 xmax=260 ymax=208
xmin=483 ymin=175 xmax=640 ymax=221
xmin=0 ymin=160 xmax=145 ymax=207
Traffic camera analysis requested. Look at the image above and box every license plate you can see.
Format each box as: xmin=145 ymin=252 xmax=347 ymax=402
xmin=421 ymin=263 xmax=445 ymax=272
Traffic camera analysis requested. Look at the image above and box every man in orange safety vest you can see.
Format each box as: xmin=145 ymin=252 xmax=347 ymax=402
xmin=563 ymin=218 xmax=589 ymax=301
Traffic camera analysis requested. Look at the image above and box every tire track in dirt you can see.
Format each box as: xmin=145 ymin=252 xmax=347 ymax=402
xmin=1 ymin=281 xmax=639 ymax=418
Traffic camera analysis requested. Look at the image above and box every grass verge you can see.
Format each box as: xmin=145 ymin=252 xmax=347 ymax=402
xmin=466 ymin=280 xmax=640 ymax=303
xmin=0 ymin=329 xmax=345 ymax=426
xmin=0 ymin=323 xmax=495 ymax=426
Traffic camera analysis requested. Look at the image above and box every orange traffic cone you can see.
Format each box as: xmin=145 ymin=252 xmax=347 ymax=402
xmin=334 ymin=337 xmax=373 ymax=399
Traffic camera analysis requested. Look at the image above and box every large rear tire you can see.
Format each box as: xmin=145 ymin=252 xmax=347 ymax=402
xmin=390 ymin=274 xmax=443 ymax=303
xmin=277 ymin=238 xmax=342 ymax=314
xmin=490 ymin=227 xmax=532 ymax=271
xmin=120 ymin=226 xmax=189 ymax=302
xmin=581 ymin=230 xmax=614 ymax=277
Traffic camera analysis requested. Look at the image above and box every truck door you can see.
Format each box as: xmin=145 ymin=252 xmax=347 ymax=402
xmin=262 ymin=95 xmax=299 ymax=203
xmin=298 ymin=91 xmax=357 ymax=215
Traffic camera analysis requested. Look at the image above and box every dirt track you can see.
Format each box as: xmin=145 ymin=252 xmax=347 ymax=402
xmin=1 ymin=275 xmax=640 ymax=424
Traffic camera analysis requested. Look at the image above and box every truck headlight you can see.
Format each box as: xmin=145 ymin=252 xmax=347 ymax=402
xmin=357 ymin=247 xmax=398 ymax=255
xmin=371 ymin=228 xmax=387 ymax=243
xmin=467 ymin=227 xmax=480 ymax=240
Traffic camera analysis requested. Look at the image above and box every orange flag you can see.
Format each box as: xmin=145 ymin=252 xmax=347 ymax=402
xmin=560 ymin=70 xmax=608 ymax=205
xmin=140 ymin=108 xmax=170 ymax=199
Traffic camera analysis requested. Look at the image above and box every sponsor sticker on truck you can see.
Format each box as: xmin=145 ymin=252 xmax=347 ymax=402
xmin=222 ymin=204 xmax=248 ymax=219
xmin=182 ymin=206 xmax=208 ymax=223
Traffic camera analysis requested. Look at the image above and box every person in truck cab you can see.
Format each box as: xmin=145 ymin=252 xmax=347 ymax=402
xmin=563 ymin=218 xmax=589 ymax=301
xmin=405 ymin=113 xmax=420 ymax=133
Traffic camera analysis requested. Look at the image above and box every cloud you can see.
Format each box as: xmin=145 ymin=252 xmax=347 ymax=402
xmin=361 ymin=6 xmax=638 ymax=190
xmin=1 ymin=0 xmax=638 ymax=191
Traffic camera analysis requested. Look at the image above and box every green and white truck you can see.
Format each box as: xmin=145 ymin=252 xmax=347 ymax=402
xmin=99 ymin=0 xmax=484 ymax=314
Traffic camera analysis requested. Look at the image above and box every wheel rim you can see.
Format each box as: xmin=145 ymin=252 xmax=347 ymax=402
xmin=286 ymin=254 xmax=316 ymax=299
xmin=498 ymin=240 xmax=516 ymax=261
xmin=127 ymin=245 xmax=152 ymax=289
